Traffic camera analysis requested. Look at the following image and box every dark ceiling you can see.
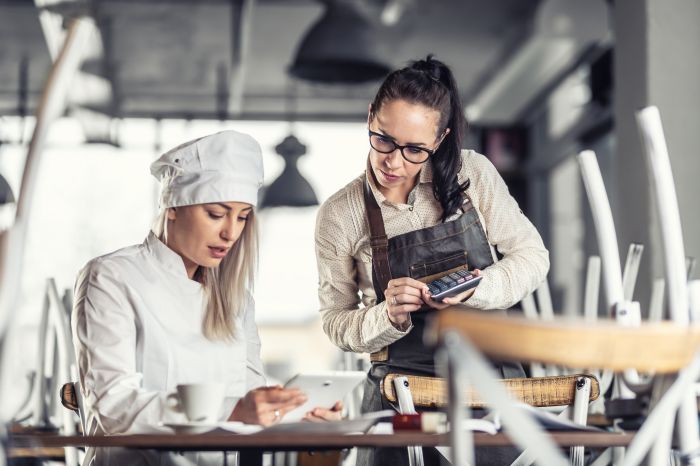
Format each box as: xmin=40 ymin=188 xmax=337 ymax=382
xmin=0 ymin=0 xmax=606 ymax=125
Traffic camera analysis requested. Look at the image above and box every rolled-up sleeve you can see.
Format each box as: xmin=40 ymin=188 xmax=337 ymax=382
xmin=315 ymin=194 xmax=410 ymax=354
xmin=464 ymin=156 xmax=550 ymax=309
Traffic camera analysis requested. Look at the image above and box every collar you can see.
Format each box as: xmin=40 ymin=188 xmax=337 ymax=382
xmin=144 ymin=231 xmax=201 ymax=286
xmin=419 ymin=160 xmax=434 ymax=184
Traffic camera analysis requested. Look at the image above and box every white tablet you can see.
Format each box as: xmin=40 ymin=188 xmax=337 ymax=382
xmin=281 ymin=371 xmax=366 ymax=423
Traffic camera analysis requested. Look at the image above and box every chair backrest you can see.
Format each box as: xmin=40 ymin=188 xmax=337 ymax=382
xmin=60 ymin=381 xmax=87 ymax=434
xmin=381 ymin=373 xmax=599 ymax=409
xmin=577 ymin=150 xmax=625 ymax=315
xmin=636 ymin=106 xmax=690 ymax=326
xmin=60 ymin=382 xmax=79 ymax=413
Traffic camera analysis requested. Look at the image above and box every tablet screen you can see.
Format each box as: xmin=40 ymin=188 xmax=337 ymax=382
xmin=282 ymin=371 xmax=366 ymax=422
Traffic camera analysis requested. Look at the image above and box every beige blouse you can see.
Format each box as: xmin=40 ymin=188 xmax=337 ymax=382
xmin=315 ymin=150 xmax=549 ymax=354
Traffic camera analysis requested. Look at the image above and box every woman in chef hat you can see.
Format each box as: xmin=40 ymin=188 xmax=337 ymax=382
xmin=72 ymin=130 xmax=339 ymax=466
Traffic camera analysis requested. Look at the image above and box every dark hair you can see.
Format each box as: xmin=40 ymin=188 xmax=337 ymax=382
xmin=370 ymin=55 xmax=469 ymax=222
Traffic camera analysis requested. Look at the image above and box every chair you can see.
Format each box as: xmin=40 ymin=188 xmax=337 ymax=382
xmin=11 ymin=278 xmax=81 ymax=466
xmin=382 ymin=372 xmax=599 ymax=466
xmin=60 ymin=381 xmax=85 ymax=432
xmin=428 ymin=308 xmax=700 ymax=466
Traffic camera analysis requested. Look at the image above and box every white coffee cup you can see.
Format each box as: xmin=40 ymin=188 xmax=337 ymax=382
xmin=167 ymin=383 xmax=226 ymax=423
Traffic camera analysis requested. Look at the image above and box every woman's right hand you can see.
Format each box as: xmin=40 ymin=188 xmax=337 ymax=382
xmin=229 ymin=385 xmax=307 ymax=426
xmin=384 ymin=277 xmax=429 ymax=328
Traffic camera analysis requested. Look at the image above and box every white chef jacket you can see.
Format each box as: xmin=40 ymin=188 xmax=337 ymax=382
xmin=72 ymin=231 xmax=266 ymax=465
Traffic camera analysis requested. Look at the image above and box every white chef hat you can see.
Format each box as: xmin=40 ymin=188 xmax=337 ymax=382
xmin=150 ymin=130 xmax=264 ymax=208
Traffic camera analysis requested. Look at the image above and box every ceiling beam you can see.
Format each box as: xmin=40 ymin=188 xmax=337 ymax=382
xmin=46 ymin=107 xmax=370 ymax=122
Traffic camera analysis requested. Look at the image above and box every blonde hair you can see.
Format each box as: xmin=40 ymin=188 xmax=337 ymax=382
xmin=153 ymin=209 xmax=258 ymax=341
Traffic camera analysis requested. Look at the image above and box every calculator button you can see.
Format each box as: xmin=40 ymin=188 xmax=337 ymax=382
xmin=449 ymin=273 xmax=462 ymax=280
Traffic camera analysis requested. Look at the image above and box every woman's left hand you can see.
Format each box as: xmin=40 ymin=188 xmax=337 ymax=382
xmin=423 ymin=269 xmax=481 ymax=309
xmin=302 ymin=401 xmax=343 ymax=422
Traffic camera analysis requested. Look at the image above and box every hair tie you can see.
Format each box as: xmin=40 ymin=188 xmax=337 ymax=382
xmin=427 ymin=72 xmax=441 ymax=84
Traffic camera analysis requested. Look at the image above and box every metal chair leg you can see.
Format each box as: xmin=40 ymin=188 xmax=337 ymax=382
xmin=442 ymin=330 xmax=569 ymax=466
xmin=437 ymin=333 xmax=474 ymax=466
xmin=570 ymin=377 xmax=592 ymax=466
xmin=393 ymin=376 xmax=425 ymax=466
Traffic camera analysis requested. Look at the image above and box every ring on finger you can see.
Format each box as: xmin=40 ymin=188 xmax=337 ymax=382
xmin=274 ymin=409 xmax=280 ymax=421
xmin=391 ymin=296 xmax=398 ymax=306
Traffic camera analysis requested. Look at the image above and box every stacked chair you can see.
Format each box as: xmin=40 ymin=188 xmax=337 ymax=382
xmin=426 ymin=105 xmax=700 ymax=465
xmin=12 ymin=278 xmax=81 ymax=466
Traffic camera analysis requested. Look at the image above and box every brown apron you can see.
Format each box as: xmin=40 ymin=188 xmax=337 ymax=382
xmin=357 ymin=176 xmax=524 ymax=466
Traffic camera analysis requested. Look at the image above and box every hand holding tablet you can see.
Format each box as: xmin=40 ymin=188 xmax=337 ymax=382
xmin=281 ymin=371 xmax=366 ymax=422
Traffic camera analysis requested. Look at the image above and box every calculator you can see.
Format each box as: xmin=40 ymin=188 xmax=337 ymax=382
xmin=427 ymin=270 xmax=483 ymax=302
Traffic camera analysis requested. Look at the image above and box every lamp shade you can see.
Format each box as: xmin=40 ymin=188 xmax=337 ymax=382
xmin=260 ymin=135 xmax=318 ymax=208
xmin=289 ymin=1 xmax=393 ymax=83
xmin=0 ymin=174 xmax=14 ymax=205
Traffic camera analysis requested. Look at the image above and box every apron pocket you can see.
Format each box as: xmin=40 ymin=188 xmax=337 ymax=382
xmin=409 ymin=251 xmax=468 ymax=283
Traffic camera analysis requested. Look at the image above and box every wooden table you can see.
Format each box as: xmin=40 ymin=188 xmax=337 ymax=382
xmin=9 ymin=430 xmax=634 ymax=452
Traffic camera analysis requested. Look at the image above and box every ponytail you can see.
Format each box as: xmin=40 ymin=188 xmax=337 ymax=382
xmin=371 ymin=55 xmax=469 ymax=221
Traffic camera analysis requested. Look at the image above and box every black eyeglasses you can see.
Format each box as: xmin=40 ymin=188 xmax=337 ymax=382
xmin=368 ymin=130 xmax=435 ymax=164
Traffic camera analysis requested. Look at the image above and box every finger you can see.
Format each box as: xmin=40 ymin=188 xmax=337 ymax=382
xmin=256 ymin=385 xmax=283 ymax=392
xmin=440 ymin=297 xmax=461 ymax=305
xmin=259 ymin=387 xmax=305 ymax=403
xmin=421 ymin=289 xmax=450 ymax=309
xmin=423 ymin=300 xmax=448 ymax=310
xmin=387 ymin=277 xmax=430 ymax=290
xmin=395 ymin=284 xmax=427 ymax=299
xmin=384 ymin=287 xmax=426 ymax=306
xmin=389 ymin=303 xmax=423 ymax=315
xmin=302 ymin=412 xmax=326 ymax=423
xmin=307 ymin=407 xmax=342 ymax=422
xmin=441 ymin=288 xmax=476 ymax=305
xmin=260 ymin=408 xmax=281 ymax=426
xmin=386 ymin=284 xmax=426 ymax=309
xmin=394 ymin=293 xmax=423 ymax=305
xmin=266 ymin=394 xmax=308 ymax=413
xmin=260 ymin=399 xmax=297 ymax=424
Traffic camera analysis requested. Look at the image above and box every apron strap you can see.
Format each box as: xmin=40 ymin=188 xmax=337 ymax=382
xmin=363 ymin=175 xmax=391 ymax=301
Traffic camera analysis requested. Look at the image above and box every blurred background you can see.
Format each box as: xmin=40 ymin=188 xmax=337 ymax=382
xmin=0 ymin=0 xmax=699 ymax=430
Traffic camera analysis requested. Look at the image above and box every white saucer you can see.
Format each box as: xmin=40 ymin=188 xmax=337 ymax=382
xmin=160 ymin=421 xmax=263 ymax=435
xmin=161 ymin=421 xmax=219 ymax=434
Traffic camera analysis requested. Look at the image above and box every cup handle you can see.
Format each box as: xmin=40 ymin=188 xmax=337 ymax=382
xmin=166 ymin=393 xmax=182 ymax=413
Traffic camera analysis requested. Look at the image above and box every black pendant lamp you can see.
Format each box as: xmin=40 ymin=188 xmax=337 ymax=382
xmin=0 ymin=174 xmax=14 ymax=205
xmin=288 ymin=0 xmax=393 ymax=84
xmin=260 ymin=134 xmax=318 ymax=208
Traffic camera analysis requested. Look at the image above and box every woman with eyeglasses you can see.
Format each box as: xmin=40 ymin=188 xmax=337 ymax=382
xmin=314 ymin=56 xmax=549 ymax=466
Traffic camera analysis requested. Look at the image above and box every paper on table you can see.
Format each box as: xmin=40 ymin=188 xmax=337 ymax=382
xmin=261 ymin=410 xmax=395 ymax=434
xmin=156 ymin=410 xmax=392 ymax=435
xmin=457 ymin=405 xmax=603 ymax=433
xmin=517 ymin=404 xmax=602 ymax=432
xmin=371 ymin=418 xmax=497 ymax=435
